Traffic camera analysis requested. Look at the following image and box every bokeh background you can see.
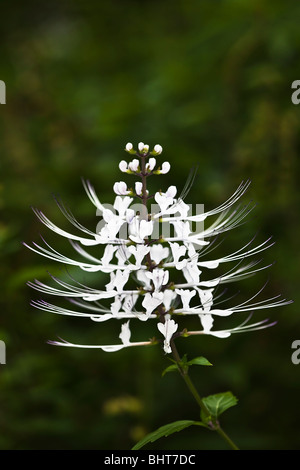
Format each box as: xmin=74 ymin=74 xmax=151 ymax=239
xmin=0 ymin=0 xmax=299 ymax=450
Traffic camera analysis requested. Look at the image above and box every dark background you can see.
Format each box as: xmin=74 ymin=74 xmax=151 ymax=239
xmin=0 ymin=0 xmax=299 ymax=450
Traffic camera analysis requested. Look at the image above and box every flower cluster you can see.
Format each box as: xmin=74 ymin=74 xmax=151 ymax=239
xmin=25 ymin=142 xmax=292 ymax=354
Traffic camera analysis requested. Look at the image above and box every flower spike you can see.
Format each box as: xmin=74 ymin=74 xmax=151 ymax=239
xmin=25 ymin=142 xmax=292 ymax=352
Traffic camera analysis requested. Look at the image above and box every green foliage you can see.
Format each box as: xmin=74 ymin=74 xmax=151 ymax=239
xmin=162 ymin=354 xmax=212 ymax=377
xmin=187 ymin=357 xmax=213 ymax=367
xmin=132 ymin=420 xmax=205 ymax=450
xmin=132 ymin=391 xmax=238 ymax=449
xmin=0 ymin=0 xmax=299 ymax=450
xmin=202 ymin=392 xmax=238 ymax=422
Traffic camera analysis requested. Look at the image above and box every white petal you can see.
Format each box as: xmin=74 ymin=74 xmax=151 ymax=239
xmin=198 ymin=260 xmax=220 ymax=269
xmin=142 ymin=292 xmax=163 ymax=318
xmin=175 ymin=288 xmax=196 ymax=310
xmin=135 ymin=181 xmax=143 ymax=196
xmin=160 ymin=162 xmax=170 ymax=174
xmin=163 ymin=289 xmax=177 ymax=311
xmin=139 ymin=219 xmax=154 ymax=240
xmin=129 ymin=159 xmax=139 ymax=172
xmin=149 ymin=244 xmax=169 ymax=264
xmin=146 ymin=157 xmax=156 ymax=171
xmin=119 ymin=321 xmax=131 ymax=345
xmin=153 ymin=144 xmax=163 ymax=154
xmin=157 ymin=318 xmax=178 ymax=354
xmin=113 ymin=182 xmax=130 ymax=195
xmin=114 ymin=195 xmax=133 ymax=216
xmin=146 ymin=268 xmax=169 ymax=291
xmin=119 ymin=160 xmax=128 ymax=172
xmin=169 ymin=242 xmax=187 ymax=268
xmin=166 ymin=186 xmax=177 ymax=198
xmin=128 ymin=244 xmax=150 ymax=267
xmin=101 ymin=244 xmax=118 ymax=266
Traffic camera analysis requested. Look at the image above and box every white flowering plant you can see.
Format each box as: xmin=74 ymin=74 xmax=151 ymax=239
xmin=25 ymin=141 xmax=292 ymax=450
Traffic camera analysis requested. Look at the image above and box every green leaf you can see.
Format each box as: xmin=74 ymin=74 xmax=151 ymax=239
xmin=187 ymin=356 xmax=213 ymax=367
xmin=202 ymin=391 xmax=238 ymax=419
xmin=132 ymin=420 xmax=205 ymax=450
xmin=161 ymin=364 xmax=179 ymax=377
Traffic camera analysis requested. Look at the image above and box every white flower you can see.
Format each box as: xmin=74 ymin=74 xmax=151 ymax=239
xmin=113 ymin=195 xmax=133 ymax=217
xmin=101 ymin=244 xmax=118 ymax=267
xmin=157 ymin=317 xmax=178 ymax=354
xmin=128 ymin=159 xmax=140 ymax=172
xmin=175 ymin=288 xmax=196 ymax=310
xmin=198 ymin=288 xmax=214 ymax=311
xmin=119 ymin=160 xmax=128 ymax=172
xmin=113 ymin=181 xmax=131 ymax=195
xmin=145 ymin=268 xmax=169 ymax=292
xmin=142 ymin=292 xmax=164 ymax=319
xmin=161 ymin=162 xmax=170 ymax=174
xmin=146 ymin=157 xmax=156 ymax=171
xmin=138 ymin=142 xmax=149 ymax=154
xmin=162 ymin=289 xmax=177 ymax=311
xmin=125 ymin=142 xmax=133 ymax=152
xmin=119 ymin=320 xmax=131 ymax=345
xmin=182 ymin=259 xmax=202 ymax=284
xmin=199 ymin=314 xmax=231 ymax=338
xmin=153 ymin=144 xmax=163 ymax=155
xmin=128 ymin=217 xmax=154 ymax=244
xmin=154 ymin=186 xmax=177 ymax=213
xmin=169 ymin=242 xmax=187 ymax=269
xmin=149 ymin=244 xmax=169 ymax=265
xmin=155 ymin=162 xmax=170 ymax=174
xmin=25 ymin=143 xmax=292 ymax=355
xmin=128 ymin=244 xmax=150 ymax=267
xmin=135 ymin=181 xmax=143 ymax=196
xmin=105 ymin=270 xmax=130 ymax=292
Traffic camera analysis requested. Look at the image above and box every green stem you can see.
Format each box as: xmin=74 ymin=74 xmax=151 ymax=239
xmin=171 ymin=341 xmax=239 ymax=450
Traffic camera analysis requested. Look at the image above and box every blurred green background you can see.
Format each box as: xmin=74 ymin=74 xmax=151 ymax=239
xmin=0 ymin=0 xmax=299 ymax=450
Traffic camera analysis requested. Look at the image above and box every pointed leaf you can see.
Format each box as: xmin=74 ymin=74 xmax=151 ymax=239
xmin=132 ymin=420 xmax=205 ymax=450
xmin=187 ymin=356 xmax=212 ymax=367
xmin=161 ymin=364 xmax=179 ymax=377
xmin=202 ymin=391 xmax=238 ymax=419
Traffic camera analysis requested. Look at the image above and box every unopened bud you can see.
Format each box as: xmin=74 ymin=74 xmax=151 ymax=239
xmin=138 ymin=142 xmax=149 ymax=154
xmin=125 ymin=142 xmax=133 ymax=152
xmin=160 ymin=161 xmax=170 ymax=174
xmin=146 ymin=157 xmax=156 ymax=171
xmin=119 ymin=160 xmax=128 ymax=172
xmin=153 ymin=144 xmax=163 ymax=155
xmin=128 ymin=159 xmax=140 ymax=172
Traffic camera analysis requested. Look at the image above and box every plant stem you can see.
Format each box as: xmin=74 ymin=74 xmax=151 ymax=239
xmin=171 ymin=340 xmax=239 ymax=450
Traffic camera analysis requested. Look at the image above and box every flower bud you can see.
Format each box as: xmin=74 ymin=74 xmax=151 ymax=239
xmin=138 ymin=142 xmax=149 ymax=154
xmin=146 ymin=157 xmax=156 ymax=171
xmin=135 ymin=181 xmax=143 ymax=196
xmin=119 ymin=160 xmax=128 ymax=172
xmin=113 ymin=181 xmax=131 ymax=195
xmin=125 ymin=142 xmax=133 ymax=152
xmin=160 ymin=162 xmax=170 ymax=174
xmin=128 ymin=159 xmax=140 ymax=172
xmin=153 ymin=144 xmax=163 ymax=155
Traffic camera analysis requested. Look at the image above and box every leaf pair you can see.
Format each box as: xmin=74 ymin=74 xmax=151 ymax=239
xmin=162 ymin=355 xmax=212 ymax=377
xmin=132 ymin=391 xmax=238 ymax=450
